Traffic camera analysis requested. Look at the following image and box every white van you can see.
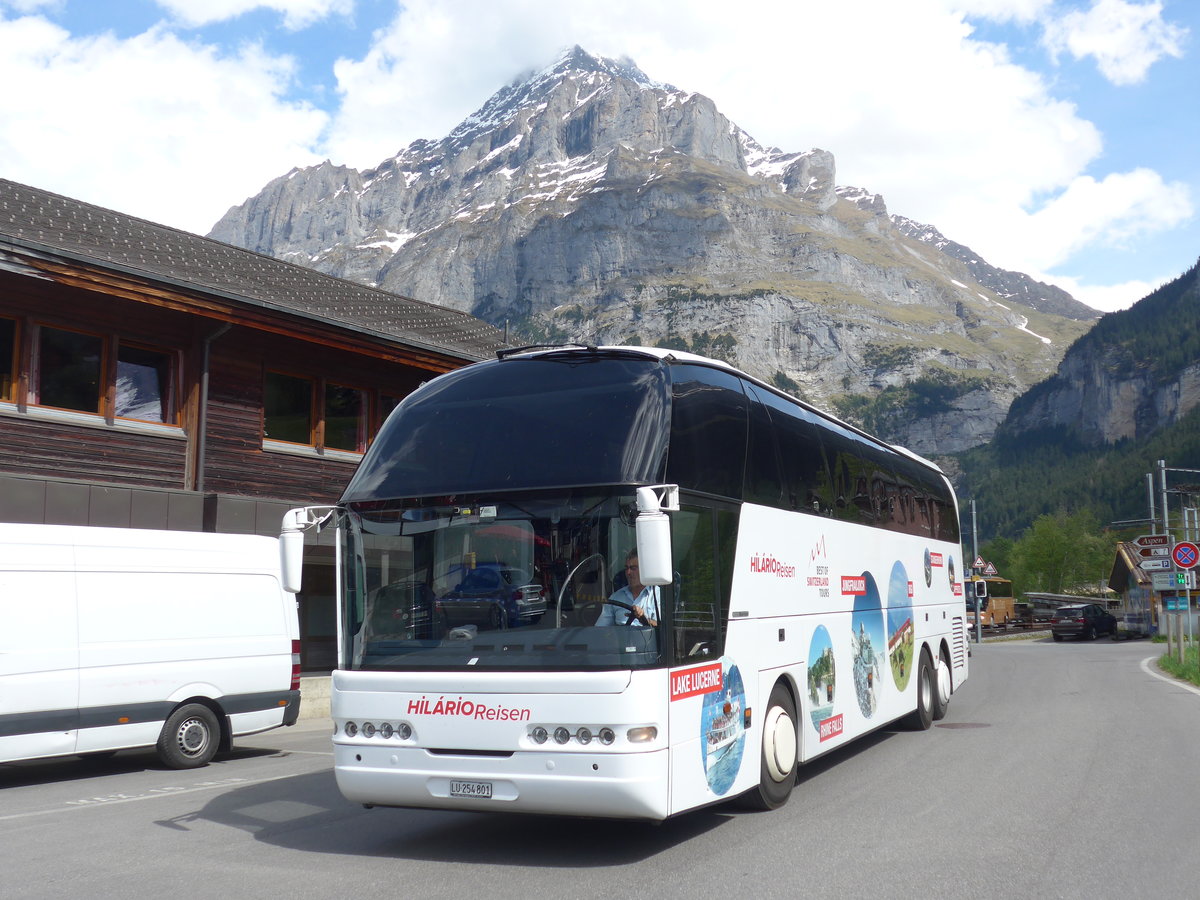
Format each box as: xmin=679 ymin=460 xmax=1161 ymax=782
xmin=0 ymin=524 xmax=301 ymax=769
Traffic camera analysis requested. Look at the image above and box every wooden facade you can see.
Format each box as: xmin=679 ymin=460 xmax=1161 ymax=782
xmin=0 ymin=178 xmax=508 ymax=670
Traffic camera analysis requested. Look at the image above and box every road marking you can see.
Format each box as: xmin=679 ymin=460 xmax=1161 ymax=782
xmin=1140 ymin=655 xmax=1200 ymax=697
xmin=0 ymin=767 xmax=325 ymax=824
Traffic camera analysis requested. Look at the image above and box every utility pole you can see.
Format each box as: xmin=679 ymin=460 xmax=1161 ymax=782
xmin=971 ymin=499 xmax=981 ymax=645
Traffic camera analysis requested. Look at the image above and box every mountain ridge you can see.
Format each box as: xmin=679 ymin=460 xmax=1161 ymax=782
xmin=210 ymin=46 xmax=1098 ymax=455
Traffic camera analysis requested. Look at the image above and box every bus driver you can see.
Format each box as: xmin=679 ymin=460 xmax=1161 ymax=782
xmin=596 ymin=549 xmax=659 ymax=627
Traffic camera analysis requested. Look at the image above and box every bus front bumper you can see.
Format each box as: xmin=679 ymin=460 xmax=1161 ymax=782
xmin=333 ymin=742 xmax=670 ymax=820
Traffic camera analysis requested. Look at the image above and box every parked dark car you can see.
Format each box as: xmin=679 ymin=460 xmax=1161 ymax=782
xmin=1050 ymin=604 xmax=1118 ymax=641
xmin=439 ymin=565 xmax=547 ymax=630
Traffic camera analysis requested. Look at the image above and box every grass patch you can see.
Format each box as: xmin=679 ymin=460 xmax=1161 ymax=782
xmin=1158 ymin=645 xmax=1200 ymax=687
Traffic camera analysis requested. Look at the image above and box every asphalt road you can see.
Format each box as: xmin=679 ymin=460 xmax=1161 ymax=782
xmin=3 ymin=637 xmax=1196 ymax=899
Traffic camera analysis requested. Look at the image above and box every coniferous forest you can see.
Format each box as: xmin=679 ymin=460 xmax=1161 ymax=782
xmin=952 ymin=259 xmax=1200 ymax=546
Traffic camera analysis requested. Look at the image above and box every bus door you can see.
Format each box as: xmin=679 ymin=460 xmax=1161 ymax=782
xmin=666 ymin=502 xmax=740 ymax=814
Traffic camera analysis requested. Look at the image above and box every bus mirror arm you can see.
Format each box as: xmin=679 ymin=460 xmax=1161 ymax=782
xmin=279 ymin=506 xmax=337 ymax=594
xmin=635 ymin=485 xmax=679 ymax=587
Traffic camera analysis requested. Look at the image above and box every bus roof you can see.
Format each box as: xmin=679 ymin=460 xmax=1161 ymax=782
xmin=499 ymin=344 xmax=947 ymax=478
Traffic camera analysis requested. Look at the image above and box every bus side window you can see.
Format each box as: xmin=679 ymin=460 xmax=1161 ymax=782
xmin=671 ymin=504 xmax=737 ymax=664
xmin=665 ymin=366 xmax=748 ymax=501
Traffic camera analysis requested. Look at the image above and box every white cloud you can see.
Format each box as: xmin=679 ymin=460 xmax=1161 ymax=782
xmin=0 ymin=0 xmax=62 ymax=12
xmin=152 ymin=0 xmax=353 ymax=30
xmin=0 ymin=0 xmax=1191 ymax=303
xmin=1042 ymin=0 xmax=1187 ymax=85
xmin=949 ymin=0 xmax=1053 ymax=24
xmin=1041 ymin=272 xmax=1165 ymax=313
xmin=324 ymin=0 xmax=1186 ymax=295
xmin=967 ymin=168 xmax=1193 ymax=276
xmin=0 ymin=14 xmax=328 ymax=233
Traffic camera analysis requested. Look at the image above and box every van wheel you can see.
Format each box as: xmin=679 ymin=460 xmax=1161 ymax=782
xmin=157 ymin=704 xmax=220 ymax=769
xmin=906 ymin=650 xmax=934 ymax=731
xmin=931 ymin=648 xmax=951 ymax=721
xmin=742 ymin=684 xmax=797 ymax=811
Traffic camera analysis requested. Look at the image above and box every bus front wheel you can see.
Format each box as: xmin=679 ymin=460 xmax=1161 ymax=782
xmin=745 ymin=684 xmax=797 ymax=811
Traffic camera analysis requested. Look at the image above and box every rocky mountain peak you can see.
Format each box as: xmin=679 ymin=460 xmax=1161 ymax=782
xmin=210 ymin=47 xmax=1097 ymax=456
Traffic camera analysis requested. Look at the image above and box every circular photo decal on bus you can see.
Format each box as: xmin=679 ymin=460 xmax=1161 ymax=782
xmin=887 ymin=560 xmax=915 ymax=692
xmin=923 ymin=548 xmax=933 ymax=588
xmin=701 ymin=662 xmax=746 ymax=796
xmin=850 ymin=571 xmax=884 ymax=719
xmin=807 ymin=625 xmax=836 ymax=732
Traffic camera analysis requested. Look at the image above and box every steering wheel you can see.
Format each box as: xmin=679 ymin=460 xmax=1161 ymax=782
xmin=605 ymin=599 xmax=648 ymax=626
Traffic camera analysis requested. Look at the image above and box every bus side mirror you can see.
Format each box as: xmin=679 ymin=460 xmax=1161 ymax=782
xmin=635 ymin=485 xmax=679 ymax=586
xmin=280 ymin=529 xmax=305 ymax=594
xmin=280 ymin=506 xmax=336 ymax=594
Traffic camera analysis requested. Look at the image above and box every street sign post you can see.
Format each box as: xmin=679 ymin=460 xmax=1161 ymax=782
xmin=1152 ymin=571 xmax=1197 ymax=591
xmin=1135 ymin=534 xmax=1172 ymax=548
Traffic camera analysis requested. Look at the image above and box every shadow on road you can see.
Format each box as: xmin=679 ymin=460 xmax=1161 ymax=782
xmin=159 ymin=767 xmax=734 ymax=865
xmin=0 ymin=744 xmax=283 ymax=788
xmin=162 ymin=727 xmax=913 ymax=864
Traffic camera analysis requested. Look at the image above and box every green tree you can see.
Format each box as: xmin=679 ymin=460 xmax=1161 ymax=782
xmin=1008 ymin=510 xmax=1113 ymax=595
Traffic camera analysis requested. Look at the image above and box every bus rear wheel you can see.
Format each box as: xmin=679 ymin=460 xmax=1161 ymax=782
xmin=744 ymin=684 xmax=797 ymax=810
xmin=931 ymin=647 xmax=951 ymax=721
xmin=906 ymin=650 xmax=934 ymax=731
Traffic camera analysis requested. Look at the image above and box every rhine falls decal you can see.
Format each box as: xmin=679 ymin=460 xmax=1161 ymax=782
xmin=807 ymin=624 xmax=839 ymax=740
xmin=701 ymin=661 xmax=746 ymax=795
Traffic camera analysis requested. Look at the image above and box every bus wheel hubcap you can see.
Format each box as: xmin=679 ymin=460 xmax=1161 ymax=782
xmin=763 ymin=706 xmax=795 ymax=782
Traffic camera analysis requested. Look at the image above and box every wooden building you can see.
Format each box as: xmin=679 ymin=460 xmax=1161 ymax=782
xmin=0 ymin=178 xmax=508 ymax=670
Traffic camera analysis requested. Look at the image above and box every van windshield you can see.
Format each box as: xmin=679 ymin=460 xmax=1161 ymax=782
xmin=340 ymin=490 xmax=666 ymax=671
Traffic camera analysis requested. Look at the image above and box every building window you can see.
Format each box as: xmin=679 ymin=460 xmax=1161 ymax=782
xmin=0 ymin=317 xmax=15 ymax=401
xmin=37 ymin=326 xmax=103 ymax=413
xmin=116 ymin=344 xmax=174 ymax=423
xmin=25 ymin=325 xmax=179 ymax=425
xmin=380 ymin=393 xmax=403 ymax=425
xmin=324 ymin=383 xmax=367 ymax=452
xmin=264 ymin=372 xmax=313 ymax=445
xmin=265 ymin=372 xmax=380 ymax=455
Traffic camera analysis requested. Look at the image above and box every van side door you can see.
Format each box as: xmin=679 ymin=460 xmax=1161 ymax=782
xmin=0 ymin=534 xmax=80 ymax=761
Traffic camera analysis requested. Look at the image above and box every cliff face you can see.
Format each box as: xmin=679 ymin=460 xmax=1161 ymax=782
xmin=210 ymin=47 xmax=1097 ymax=455
xmin=999 ymin=263 xmax=1200 ymax=447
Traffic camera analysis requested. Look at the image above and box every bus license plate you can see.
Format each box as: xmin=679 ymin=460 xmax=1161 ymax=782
xmin=450 ymin=780 xmax=493 ymax=799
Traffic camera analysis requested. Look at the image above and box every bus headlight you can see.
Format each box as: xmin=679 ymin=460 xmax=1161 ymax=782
xmin=344 ymin=721 xmax=358 ymax=737
xmin=553 ymin=727 xmax=571 ymax=744
xmin=397 ymin=722 xmax=412 ymax=740
xmin=380 ymin=723 xmax=394 ymax=739
xmin=626 ymin=726 xmax=657 ymax=743
xmin=530 ymin=726 xmax=549 ymax=744
xmin=575 ymin=727 xmax=592 ymax=744
xmin=598 ymin=728 xmax=616 ymax=745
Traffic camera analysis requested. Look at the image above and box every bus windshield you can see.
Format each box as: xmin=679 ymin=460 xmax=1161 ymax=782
xmin=341 ymin=353 xmax=670 ymax=502
xmin=342 ymin=490 xmax=667 ymax=671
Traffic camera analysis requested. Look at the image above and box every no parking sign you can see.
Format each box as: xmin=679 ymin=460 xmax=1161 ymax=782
xmin=1172 ymin=541 xmax=1200 ymax=570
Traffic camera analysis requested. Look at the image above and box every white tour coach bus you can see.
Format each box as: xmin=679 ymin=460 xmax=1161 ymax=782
xmin=282 ymin=346 xmax=968 ymax=818
xmin=1 ymin=524 xmax=302 ymax=769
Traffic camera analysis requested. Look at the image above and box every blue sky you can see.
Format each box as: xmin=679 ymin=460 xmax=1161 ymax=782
xmin=0 ymin=0 xmax=1195 ymax=313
